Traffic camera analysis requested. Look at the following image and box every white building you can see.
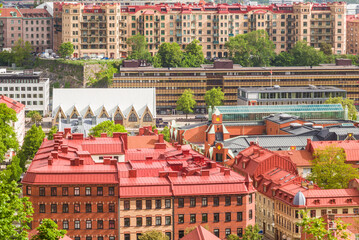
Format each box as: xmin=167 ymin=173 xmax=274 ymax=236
xmin=0 ymin=69 xmax=50 ymax=116
xmin=0 ymin=95 xmax=25 ymax=163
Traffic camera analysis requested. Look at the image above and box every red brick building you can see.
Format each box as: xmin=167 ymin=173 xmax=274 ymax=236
xmin=22 ymin=127 xmax=255 ymax=240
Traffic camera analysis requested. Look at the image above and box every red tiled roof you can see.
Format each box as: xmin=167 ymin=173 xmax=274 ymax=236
xmin=0 ymin=95 xmax=25 ymax=114
xmin=275 ymin=150 xmax=313 ymax=167
xmin=309 ymin=141 xmax=359 ymax=163
xmin=181 ymin=225 xmax=221 ymax=240
xmin=19 ymin=8 xmax=51 ymax=17
xmin=0 ymin=8 xmax=22 ymax=18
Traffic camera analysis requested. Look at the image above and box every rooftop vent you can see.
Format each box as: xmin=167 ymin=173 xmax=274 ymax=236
xmin=290 ymin=123 xmax=302 ymax=129
xmin=273 ymin=85 xmax=280 ymax=89
xmin=313 ymin=126 xmax=323 ymax=129
xmin=308 ymin=85 xmax=317 ymax=89
xmin=279 ymin=114 xmax=292 ymax=120
xmin=303 ymin=122 xmax=314 ymax=127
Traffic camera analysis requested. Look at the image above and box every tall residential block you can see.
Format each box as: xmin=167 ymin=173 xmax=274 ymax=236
xmin=346 ymin=14 xmax=359 ymax=54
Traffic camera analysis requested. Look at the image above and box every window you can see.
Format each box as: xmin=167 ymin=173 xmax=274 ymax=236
xmin=237 ymin=228 xmax=243 ymax=237
xmin=125 ymin=218 xmax=130 ymax=227
xmin=143 ymin=113 xmax=152 ymax=122
xmin=146 ymin=217 xmax=152 ymax=226
xmin=129 ymin=113 xmax=137 ymax=122
xmin=165 ymin=199 xmax=171 ymax=208
xmin=343 ymin=209 xmax=348 ymax=214
xmin=237 ymin=212 xmax=243 ymax=221
xmin=214 ymin=213 xmax=219 ymax=222
xmin=75 ymin=220 xmax=80 ymax=229
xmin=74 ymin=187 xmax=80 ymax=196
xmin=249 ymin=194 xmax=253 ymax=204
xmin=178 ymin=198 xmax=184 ymax=208
xmin=136 ymin=217 xmax=142 ymax=226
xmin=310 ymin=210 xmax=316 ymax=218
xmin=86 ymin=203 xmax=92 ymax=213
xmin=26 ymin=186 xmax=31 ymax=195
xmin=202 ymin=213 xmax=208 ymax=223
xmin=125 ymin=234 xmax=130 ymax=240
xmin=85 ymin=187 xmax=91 ymax=196
xmin=109 ymin=203 xmax=115 ymax=212
xmin=124 ymin=200 xmax=130 ymax=210
xmin=225 ymin=212 xmax=231 ymax=222
xmin=62 ymin=187 xmax=68 ymax=196
xmin=39 ymin=204 xmax=45 ymax=213
xmin=109 ymin=220 xmax=115 ymax=229
xmin=225 ymin=196 xmax=231 ymax=206
xmin=96 ymin=220 xmax=103 ymax=229
xmin=179 ymin=231 xmax=184 ymax=239
xmin=39 ymin=187 xmax=45 ymax=196
xmin=156 ymin=216 xmax=162 ymax=226
xmin=98 ymin=237 xmax=104 ymax=240
xmin=63 ymin=204 xmax=69 ymax=213
xmin=97 ymin=187 xmax=103 ymax=196
xmin=146 ymin=200 xmax=152 ymax=209
xmin=321 ymin=209 xmax=327 ymax=216
xmin=213 ymin=197 xmax=219 ymax=206
xmin=86 ymin=220 xmax=92 ymax=229
xmin=190 ymin=214 xmax=196 ymax=223
xmin=97 ymin=203 xmax=103 ymax=213
xmin=225 ymin=228 xmax=231 ymax=237
xmin=136 ymin=200 xmax=142 ymax=209
xmin=202 ymin=197 xmax=208 ymax=206
xmin=165 ymin=216 xmax=171 ymax=225
xmin=74 ymin=203 xmax=80 ymax=213
xmin=63 ymin=220 xmax=69 ymax=230
xmin=249 ymin=210 xmax=253 ymax=220
xmin=178 ymin=214 xmax=184 ymax=223
xmin=190 ymin=197 xmax=196 ymax=207
xmin=155 ymin=199 xmax=161 ymax=209
xmin=214 ymin=229 xmax=219 ymax=237
xmin=51 ymin=204 xmax=57 ymax=213
xmin=109 ymin=187 xmax=115 ymax=196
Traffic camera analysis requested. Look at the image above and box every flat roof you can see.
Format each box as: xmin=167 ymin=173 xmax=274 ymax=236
xmin=238 ymin=86 xmax=346 ymax=93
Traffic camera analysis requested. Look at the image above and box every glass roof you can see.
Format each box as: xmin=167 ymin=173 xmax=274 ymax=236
xmin=215 ymin=104 xmax=343 ymax=114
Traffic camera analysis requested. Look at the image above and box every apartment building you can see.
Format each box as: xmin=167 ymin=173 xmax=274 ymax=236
xmin=44 ymin=0 xmax=201 ymax=6
xmin=0 ymin=69 xmax=50 ymax=115
xmin=54 ymin=2 xmax=121 ymax=58
xmin=346 ymin=14 xmax=359 ymax=54
xmin=22 ymin=127 xmax=256 ymax=240
xmin=0 ymin=8 xmax=23 ymax=49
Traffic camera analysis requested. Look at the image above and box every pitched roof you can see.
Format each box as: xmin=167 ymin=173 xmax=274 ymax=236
xmin=19 ymin=8 xmax=51 ymax=17
xmin=275 ymin=150 xmax=313 ymax=167
xmin=0 ymin=8 xmax=22 ymax=18
xmin=181 ymin=226 xmax=221 ymax=240
xmin=0 ymin=95 xmax=25 ymax=114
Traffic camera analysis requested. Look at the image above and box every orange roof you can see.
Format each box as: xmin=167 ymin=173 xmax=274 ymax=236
xmin=275 ymin=150 xmax=313 ymax=167
xmin=0 ymin=8 xmax=22 ymax=18
xmin=19 ymin=8 xmax=51 ymax=17
xmin=181 ymin=226 xmax=221 ymax=240
xmin=0 ymin=95 xmax=25 ymax=114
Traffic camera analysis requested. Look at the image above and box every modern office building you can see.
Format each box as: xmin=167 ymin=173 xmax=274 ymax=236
xmin=0 ymin=69 xmax=50 ymax=115
xmin=54 ymin=2 xmax=346 ymax=58
xmin=113 ymin=59 xmax=359 ymax=114
xmin=22 ymin=128 xmax=256 ymax=240
xmin=347 ymin=14 xmax=359 ymax=54
xmin=237 ymin=85 xmax=346 ymax=106
xmin=52 ymin=88 xmax=156 ymax=131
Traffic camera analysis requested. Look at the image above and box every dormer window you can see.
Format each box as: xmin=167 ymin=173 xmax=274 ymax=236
xmin=242 ymin=162 xmax=245 ymax=169
xmin=263 ymin=186 xmax=267 ymax=192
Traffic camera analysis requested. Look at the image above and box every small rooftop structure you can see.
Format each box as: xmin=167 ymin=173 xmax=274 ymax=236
xmin=293 ymin=191 xmax=306 ymax=206
xmin=181 ymin=225 xmax=221 ymax=240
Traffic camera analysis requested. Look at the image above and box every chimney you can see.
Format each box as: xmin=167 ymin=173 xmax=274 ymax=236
xmin=139 ymin=127 xmax=144 ymax=136
xmin=250 ymin=141 xmax=255 ymax=146
xmin=159 ymin=172 xmax=167 ymax=178
xmin=120 ymin=132 xmax=128 ymax=150
xmin=145 ymin=156 xmax=153 ymax=164
xmin=48 ymin=156 xmax=53 ymax=165
xmin=72 ymin=133 xmax=84 ymax=140
xmin=209 ymin=162 xmax=217 ymax=169
xmin=61 ymin=144 xmax=68 ymax=154
xmin=155 ymin=143 xmax=166 ymax=149
xmin=168 ymin=172 xmax=178 ymax=178
xmin=129 ymin=169 xmax=137 ymax=178
xmin=54 ymin=144 xmax=59 ymax=151
xmin=224 ymin=169 xmax=230 ymax=176
xmin=154 ymin=129 xmax=158 ymax=134
xmin=111 ymin=159 xmax=117 ymax=165
xmin=51 ymin=151 xmax=58 ymax=159
xmin=177 ymin=145 xmax=182 ymax=151
xmin=74 ymin=157 xmax=80 ymax=166
xmin=253 ymin=148 xmax=260 ymax=155
xmin=113 ymin=132 xmax=122 ymax=138
xmin=158 ymin=134 xmax=164 ymax=143
xmin=64 ymin=128 xmax=71 ymax=137
xmin=201 ymin=170 xmax=210 ymax=176
xmin=100 ymin=133 xmax=107 ymax=138
xmin=182 ymin=149 xmax=190 ymax=156
xmin=104 ymin=156 xmax=111 ymax=165
xmin=220 ymin=167 xmax=225 ymax=173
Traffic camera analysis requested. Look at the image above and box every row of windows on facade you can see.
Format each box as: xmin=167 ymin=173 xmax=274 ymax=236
xmin=2 ymin=93 xmax=44 ymax=98
xmin=124 ymin=232 xmax=171 ymax=240
xmin=3 ymin=20 xmax=51 ymax=25
xmin=9 ymin=39 xmax=51 ymax=45
xmin=26 ymin=186 xmax=115 ymax=196
xmin=60 ymin=219 xmax=115 ymax=230
xmin=0 ymin=86 xmax=44 ymax=91
xmin=39 ymin=202 xmax=115 ymax=214
xmin=74 ymin=236 xmax=115 ymax=240
xmin=69 ymin=112 xmax=151 ymax=122
xmin=176 ymin=211 xmax=251 ymax=224
xmin=178 ymin=227 xmax=243 ymax=239
xmin=125 ymin=216 xmax=172 ymax=227
xmin=1 ymin=96 xmax=43 ymax=106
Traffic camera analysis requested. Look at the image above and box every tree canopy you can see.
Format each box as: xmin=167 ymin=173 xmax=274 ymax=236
xmin=320 ymin=42 xmax=333 ymax=56
xmin=204 ymin=87 xmax=225 ymax=109
xmin=176 ymin=89 xmax=196 ymax=118
xmin=1 ymin=155 xmax=22 ymax=183
xmin=308 ymin=145 xmax=359 ymax=189
xmin=31 ymin=218 xmax=66 ymax=240
xmin=288 ymin=41 xmax=326 ymax=66
xmin=153 ymin=42 xmax=183 ymax=68
xmin=298 ymin=210 xmax=349 ymax=240
xmin=18 ymin=124 xmax=45 ymax=171
xmin=138 ymin=230 xmax=169 ymax=240
xmin=12 ymin=39 xmax=33 ymax=68
xmin=0 ymin=172 xmax=34 ymax=240
xmin=226 ymin=30 xmax=275 ymax=67
xmin=325 ymin=97 xmax=357 ymax=120
xmin=242 ymin=225 xmax=263 ymax=240
xmin=47 ymin=126 xmax=58 ymax=140
xmin=0 ymin=103 xmax=18 ymax=162
xmin=87 ymin=64 xmax=118 ymax=87
xmin=89 ymin=120 xmax=127 ymax=137
xmin=182 ymin=39 xmax=205 ymax=67
xmin=58 ymin=42 xmax=74 ymax=58
xmin=160 ymin=126 xmax=170 ymax=142
xmin=26 ymin=111 xmax=42 ymax=126
xmin=127 ymin=34 xmax=152 ymax=62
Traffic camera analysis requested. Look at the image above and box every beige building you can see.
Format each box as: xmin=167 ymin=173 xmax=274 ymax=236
xmin=55 ymin=2 xmax=346 ymax=58
xmin=347 ymin=14 xmax=359 ymax=54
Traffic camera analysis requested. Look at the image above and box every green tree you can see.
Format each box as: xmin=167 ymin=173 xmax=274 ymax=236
xmin=184 ymin=225 xmax=210 ymax=235
xmin=308 ymin=145 xmax=359 ymax=189
xmin=227 ymin=234 xmax=240 ymax=240
xmin=325 ymin=97 xmax=357 ymax=120
xmin=58 ymin=42 xmax=74 ymax=58
xmin=31 ymin=218 xmax=66 ymax=240
xmin=182 ymin=39 xmax=205 ymax=67
xmin=204 ymin=87 xmax=225 ymax=109
xmin=47 ymin=126 xmax=58 ymax=140
xmin=242 ymin=225 xmax=262 ymax=240
xmin=153 ymin=42 xmax=183 ymax=68
xmin=0 ymin=172 xmax=34 ymax=240
xmin=0 ymin=103 xmax=18 ymax=162
xmin=226 ymin=30 xmax=275 ymax=67
xmin=89 ymin=120 xmax=127 ymax=137
xmin=290 ymin=41 xmax=326 ymax=66
xmin=273 ymin=51 xmax=294 ymax=66
xmin=26 ymin=111 xmax=42 ymax=126
xmin=1 ymin=155 xmax=23 ymax=183
xmin=127 ymin=34 xmax=151 ymax=62
xmin=12 ymin=39 xmax=33 ymax=67
xmin=138 ymin=230 xmax=169 ymax=240
xmin=87 ymin=64 xmax=118 ymax=87
xmin=176 ymin=89 xmax=196 ymax=119
xmin=298 ymin=210 xmax=349 ymax=240
xmin=160 ymin=126 xmax=170 ymax=142
xmin=320 ymin=42 xmax=333 ymax=56
xmin=18 ymin=124 xmax=45 ymax=171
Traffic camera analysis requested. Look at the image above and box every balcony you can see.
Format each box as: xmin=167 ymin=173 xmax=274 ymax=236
xmin=229 ymin=25 xmax=234 ymax=29
xmin=229 ymin=33 xmax=234 ymax=37
xmin=213 ymin=26 xmax=218 ymax=29
xmin=176 ymin=26 xmax=182 ymax=30
xmin=176 ymin=33 xmax=182 ymax=37
xmin=213 ymin=41 xmax=219 ymax=44
xmin=213 ymin=18 xmax=219 ymax=22
xmin=213 ymin=33 xmax=219 ymax=37
xmin=176 ymin=19 xmax=182 ymax=22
